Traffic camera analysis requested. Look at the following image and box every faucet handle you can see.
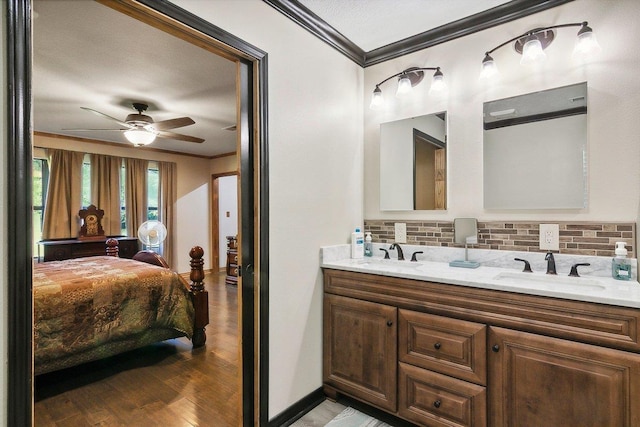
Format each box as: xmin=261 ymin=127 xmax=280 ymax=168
xmin=379 ymin=248 xmax=390 ymax=259
xmin=514 ymin=258 xmax=532 ymax=273
xmin=569 ymin=263 xmax=591 ymax=277
xmin=411 ymin=251 xmax=424 ymax=262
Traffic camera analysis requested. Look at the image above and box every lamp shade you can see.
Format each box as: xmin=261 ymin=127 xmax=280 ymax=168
xmin=520 ymin=35 xmax=546 ymax=65
xmin=429 ymin=69 xmax=446 ymax=94
xmin=396 ymin=74 xmax=412 ymax=96
xmin=573 ymin=25 xmax=601 ymax=58
xmin=370 ymin=86 xmax=384 ymax=109
xmin=479 ymin=53 xmax=499 ymax=79
xmin=124 ymin=129 xmax=156 ymax=146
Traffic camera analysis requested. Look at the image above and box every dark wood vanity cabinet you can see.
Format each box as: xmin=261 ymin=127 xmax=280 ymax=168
xmin=323 ymin=268 xmax=640 ymax=427
xmin=323 ymin=294 xmax=397 ymax=412
xmin=489 ymin=326 xmax=640 ymax=427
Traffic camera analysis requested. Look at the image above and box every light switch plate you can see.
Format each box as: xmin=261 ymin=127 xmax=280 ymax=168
xmin=539 ymin=224 xmax=559 ymax=251
xmin=394 ymin=223 xmax=407 ymax=243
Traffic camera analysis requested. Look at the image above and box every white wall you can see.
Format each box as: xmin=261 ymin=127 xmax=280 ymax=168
xmin=34 ymin=135 xmax=212 ymax=274
xmin=174 ymin=0 xmax=364 ymax=419
xmin=364 ymin=0 xmax=640 ymax=224
xmin=218 ymin=175 xmax=238 ymax=269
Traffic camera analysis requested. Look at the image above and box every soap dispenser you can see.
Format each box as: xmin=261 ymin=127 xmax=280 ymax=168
xmin=364 ymin=232 xmax=373 ymax=257
xmin=612 ymin=241 xmax=631 ymax=281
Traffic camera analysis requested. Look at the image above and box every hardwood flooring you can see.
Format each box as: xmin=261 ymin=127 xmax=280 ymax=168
xmin=34 ymin=272 xmax=240 ymax=427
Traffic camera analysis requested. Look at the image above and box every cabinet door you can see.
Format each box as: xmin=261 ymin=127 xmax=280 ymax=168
xmin=324 ymin=294 xmax=397 ymax=412
xmin=489 ymin=326 xmax=640 ymax=427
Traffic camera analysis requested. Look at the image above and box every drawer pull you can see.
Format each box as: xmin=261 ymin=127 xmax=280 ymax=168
xmin=492 ymin=344 xmax=500 ymax=352
xmin=434 ymin=342 xmax=441 ymax=350
xmin=386 ymin=320 xmax=393 ymax=327
xmin=433 ymin=400 xmax=441 ymax=408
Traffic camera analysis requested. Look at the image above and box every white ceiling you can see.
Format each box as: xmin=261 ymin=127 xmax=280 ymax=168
xmin=297 ymin=0 xmax=510 ymax=51
xmin=33 ymin=0 xmax=512 ymax=157
xmin=33 ymin=0 xmax=237 ymax=158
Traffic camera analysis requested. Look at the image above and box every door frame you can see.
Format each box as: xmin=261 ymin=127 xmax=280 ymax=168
xmin=5 ymin=0 xmax=270 ymax=425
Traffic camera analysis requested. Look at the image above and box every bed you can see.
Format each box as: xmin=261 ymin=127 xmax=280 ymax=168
xmin=33 ymin=238 xmax=209 ymax=375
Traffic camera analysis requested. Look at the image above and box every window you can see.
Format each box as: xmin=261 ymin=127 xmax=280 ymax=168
xmin=36 ymin=153 xmax=159 ymax=241
xmin=147 ymin=164 xmax=159 ymax=221
xmin=33 ymin=158 xmax=49 ymax=256
xmin=120 ymin=165 xmax=127 ymax=235
xmin=81 ymin=154 xmax=91 ymax=207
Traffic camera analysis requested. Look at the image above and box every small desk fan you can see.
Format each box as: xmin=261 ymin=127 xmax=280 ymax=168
xmin=137 ymin=220 xmax=167 ymax=251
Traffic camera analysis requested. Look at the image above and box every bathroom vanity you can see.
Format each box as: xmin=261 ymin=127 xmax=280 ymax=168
xmin=322 ymin=255 xmax=640 ymax=427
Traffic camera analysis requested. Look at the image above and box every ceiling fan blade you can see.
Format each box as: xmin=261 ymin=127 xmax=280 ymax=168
xmin=149 ymin=117 xmax=195 ymax=131
xmin=157 ymin=130 xmax=205 ymax=143
xmin=62 ymin=128 xmax=128 ymax=131
xmin=81 ymin=107 xmax=132 ymax=128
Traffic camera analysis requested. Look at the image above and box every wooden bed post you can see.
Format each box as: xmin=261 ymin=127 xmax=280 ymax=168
xmin=106 ymin=238 xmax=119 ymax=257
xmin=189 ymin=246 xmax=209 ymax=347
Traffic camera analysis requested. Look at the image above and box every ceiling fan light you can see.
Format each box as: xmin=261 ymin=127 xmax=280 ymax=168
xmin=520 ymin=35 xmax=546 ymax=65
xmin=124 ymin=129 xmax=156 ymax=146
xmin=396 ymin=74 xmax=412 ymax=96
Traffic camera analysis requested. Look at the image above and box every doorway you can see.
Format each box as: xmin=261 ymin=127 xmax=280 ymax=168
xmin=212 ymin=172 xmax=239 ymax=273
xmin=6 ymin=0 xmax=269 ymax=425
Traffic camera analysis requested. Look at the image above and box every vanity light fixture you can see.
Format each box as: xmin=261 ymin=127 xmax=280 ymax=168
xmin=370 ymin=66 xmax=446 ymax=109
xmin=480 ymin=21 xmax=600 ymax=79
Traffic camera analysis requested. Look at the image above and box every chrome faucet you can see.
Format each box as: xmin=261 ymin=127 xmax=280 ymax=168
xmin=545 ymin=251 xmax=557 ymax=275
xmin=389 ymin=243 xmax=405 ymax=261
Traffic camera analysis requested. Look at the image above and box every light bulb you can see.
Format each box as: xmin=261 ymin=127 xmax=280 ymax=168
xmin=520 ymin=35 xmax=546 ymax=65
xmin=396 ymin=74 xmax=412 ymax=96
xmin=479 ymin=53 xmax=499 ymax=79
xmin=124 ymin=129 xmax=156 ymax=146
xmin=429 ymin=69 xmax=446 ymax=94
xmin=573 ymin=24 xmax=601 ymax=58
xmin=370 ymin=86 xmax=384 ymax=109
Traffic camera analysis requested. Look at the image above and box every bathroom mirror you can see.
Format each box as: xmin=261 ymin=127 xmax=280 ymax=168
xmin=380 ymin=112 xmax=447 ymax=210
xmin=453 ymin=218 xmax=478 ymax=245
xmin=483 ymin=82 xmax=587 ymax=209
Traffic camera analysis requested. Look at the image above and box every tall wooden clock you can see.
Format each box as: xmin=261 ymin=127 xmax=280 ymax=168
xmin=78 ymin=204 xmax=105 ymax=240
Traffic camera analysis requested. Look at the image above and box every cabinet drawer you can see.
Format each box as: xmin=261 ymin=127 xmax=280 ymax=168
xmin=399 ymin=310 xmax=487 ymax=385
xmin=399 ymin=362 xmax=486 ymax=427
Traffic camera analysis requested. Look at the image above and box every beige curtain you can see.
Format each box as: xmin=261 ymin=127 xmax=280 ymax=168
xmin=124 ymin=158 xmax=148 ymax=237
xmin=90 ymin=154 xmax=122 ymax=236
xmin=158 ymin=161 xmax=177 ymax=268
xmin=42 ymin=149 xmax=85 ymax=239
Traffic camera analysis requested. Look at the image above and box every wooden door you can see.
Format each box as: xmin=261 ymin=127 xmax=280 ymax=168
xmin=323 ymin=294 xmax=397 ymax=411
xmin=489 ymin=326 xmax=640 ymax=427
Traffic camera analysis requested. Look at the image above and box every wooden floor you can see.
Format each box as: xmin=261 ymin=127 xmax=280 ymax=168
xmin=34 ymin=272 xmax=240 ymax=427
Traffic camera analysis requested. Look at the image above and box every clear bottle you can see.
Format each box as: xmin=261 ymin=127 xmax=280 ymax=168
xmin=364 ymin=232 xmax=373 ymax=257
xmin=612 ymin=241 xmax=631 ymax=281
xmin=351 ymin=227 xmax=364 ymax=259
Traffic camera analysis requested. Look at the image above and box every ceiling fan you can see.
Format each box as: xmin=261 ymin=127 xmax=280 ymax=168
xmin=66 ymin=102 xmax=205 ymax=146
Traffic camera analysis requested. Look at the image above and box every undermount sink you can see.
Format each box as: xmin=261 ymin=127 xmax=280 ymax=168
xmin=493 ymin=271 xmax=606 ymax=292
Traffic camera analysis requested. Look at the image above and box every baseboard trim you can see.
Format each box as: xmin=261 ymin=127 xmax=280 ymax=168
xmin=268 ymin=387 xmax=325 ymax=427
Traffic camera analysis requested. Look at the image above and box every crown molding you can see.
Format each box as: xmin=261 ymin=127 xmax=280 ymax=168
xmin=263 ymin=0 xmax=574 ymax=67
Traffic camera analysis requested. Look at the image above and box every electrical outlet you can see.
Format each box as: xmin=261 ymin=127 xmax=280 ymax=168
xmin=394 ymin=223 xmax=407 ymax=243
xmin=539 ymin=224 xmax=559 ymax=251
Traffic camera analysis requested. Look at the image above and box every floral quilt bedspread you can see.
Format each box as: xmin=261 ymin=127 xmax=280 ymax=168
xmin=33 ymin=256 xmax=194 ymax=365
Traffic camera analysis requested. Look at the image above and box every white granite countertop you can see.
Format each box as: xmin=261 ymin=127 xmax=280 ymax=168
xmin=321 ymin=244 xmax=640 ymax=309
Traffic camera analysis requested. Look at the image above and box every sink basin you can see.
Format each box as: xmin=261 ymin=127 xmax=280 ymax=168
xmin=493 ymin=271 xmax=606 ymax=292
xmin=351 ymin=258 xmax=422 ymax=269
